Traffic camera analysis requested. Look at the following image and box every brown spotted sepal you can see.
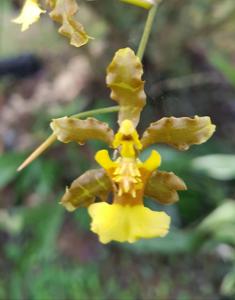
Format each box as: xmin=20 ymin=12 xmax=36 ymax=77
xmin=145 ymin=171 xmax=187 ymax=205
xmin=49 ymin=0 xmax=91 ymax=47
xmin=50 ymin=117 xmax=114 ymax=146
xmin=141 ymin=116 xmax=216 ymax=150
xmin=106 ymin=48 xmax=146 ymax=127
xmin=61 ymin=169 xmax=112 ymax=211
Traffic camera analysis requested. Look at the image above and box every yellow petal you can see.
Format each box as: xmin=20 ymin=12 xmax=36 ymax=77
xmin=143 ymin=150 xmax=161 ymax=172
xmin=88 ymin=202 xmax=170 ymax=244
xmin=95 ymin=150 xmax=116 ymax=170
xmin=12 ymin=0 xmax=45 ymax=32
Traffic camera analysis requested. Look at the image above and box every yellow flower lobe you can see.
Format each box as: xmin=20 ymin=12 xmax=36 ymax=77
xmin=88 ymin=203 xmax=170 ymax=243
xmin=12 ymin=0 xmax=45 ymax=32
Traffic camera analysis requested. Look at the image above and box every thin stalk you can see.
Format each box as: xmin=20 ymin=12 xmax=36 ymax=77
xmin=137 ymin=4 xmax=158 ymax=60
xmin=17 ymin=134 xmax=57 ymax=171
xmin=72 ymin=105 xmax=119 ymax=119
xmin=17 ymin=106 xmax=119 ymax=171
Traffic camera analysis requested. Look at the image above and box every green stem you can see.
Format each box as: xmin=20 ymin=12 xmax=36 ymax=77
xmin=17 ymin=106 xmax=119 ymax=171
xmin=137 ymin=4 xmax=158 ymax=60
xmin=72 ymin=105 xmax=119 ymax=119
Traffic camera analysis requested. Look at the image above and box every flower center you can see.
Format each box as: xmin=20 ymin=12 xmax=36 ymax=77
xmin=113 ymin=157 xmax=142 ymax=197
xmin=95 ymin=119 xmax=161 ymax=205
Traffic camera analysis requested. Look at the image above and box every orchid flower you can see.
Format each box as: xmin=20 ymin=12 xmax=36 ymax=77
xmin=50 ymin=48 xmax=215 ymax=243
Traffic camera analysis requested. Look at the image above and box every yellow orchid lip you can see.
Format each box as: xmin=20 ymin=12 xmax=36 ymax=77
xmin=88 ymin=203 xmax=170 ymax=244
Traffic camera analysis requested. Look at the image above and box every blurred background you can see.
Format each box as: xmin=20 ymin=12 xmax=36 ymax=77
xmin=0 ymin=0 xmax=235 ymax=299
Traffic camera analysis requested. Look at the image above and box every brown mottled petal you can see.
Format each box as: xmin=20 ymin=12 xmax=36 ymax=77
xmin=61 ymin=169 xmax=112 ymax=211
xmin=49 ymin=0 xmax=90 ymax=47
xmin=106 ymin=48 xmax=146 ymax=127
xmin=141 ymin=116 xmax=216 ymax=150
xmin=50 ymin=117 xmax=114 ymax=146
xmin=145 ymin=171 xmax=187 ymax=205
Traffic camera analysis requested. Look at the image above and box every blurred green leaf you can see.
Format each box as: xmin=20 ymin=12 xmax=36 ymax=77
xmin=0 ymin=210 xmax=23 ymax=235
xmin=192 ymin=154 xmax=235 ymax=180
xmin=16 ymin=158 xmax=61 ymax=198
xmin=124 ymin=228 xmax=195 ymax=254
xmin=5 ymin=203 xmax=64 ymax=266
xmin=4 ymin=203 xmax=65 ymax=300
xmin=221 ymin=267 xmax=235 ymax=297
xmin=0 ymin=279 xmax=6 ymax=300
xmin=74 ymin=207 xmax=90 ymax=230
xmin=22 ymin=203 xmax=64 ymax=264
xmin=209 ymin=52 xmax=235 ymax=86
xmin=27 ymin=265 xmax=91 ymax=300
xmin=198 ymin=200 xmax=235 ymax=244
xmin=0 ymin=152 xmax=26 ymax=188
xmin=199 ymin=200 xmax=235 ymax=231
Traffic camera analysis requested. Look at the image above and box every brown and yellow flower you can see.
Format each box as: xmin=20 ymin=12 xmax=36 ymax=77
xmin=50 ymin=48 xmax=216 ymax=243
xmin=12 ymin=0 xmax=90 ymax=47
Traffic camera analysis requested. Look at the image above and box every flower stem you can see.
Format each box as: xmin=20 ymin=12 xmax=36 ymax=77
xmin=137 ymin=4 xmax=158 ymax=61
xmin=17 ymin=106 xmax=119 ymax=171
xmin=72 ymin=105 xmax=119 ymax=119
xmin=17 ymin=134 xmax=57 ymax=171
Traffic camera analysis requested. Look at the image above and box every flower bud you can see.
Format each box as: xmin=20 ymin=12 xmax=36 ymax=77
xmin=120 ymin=0 xmax=156 ymax=9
